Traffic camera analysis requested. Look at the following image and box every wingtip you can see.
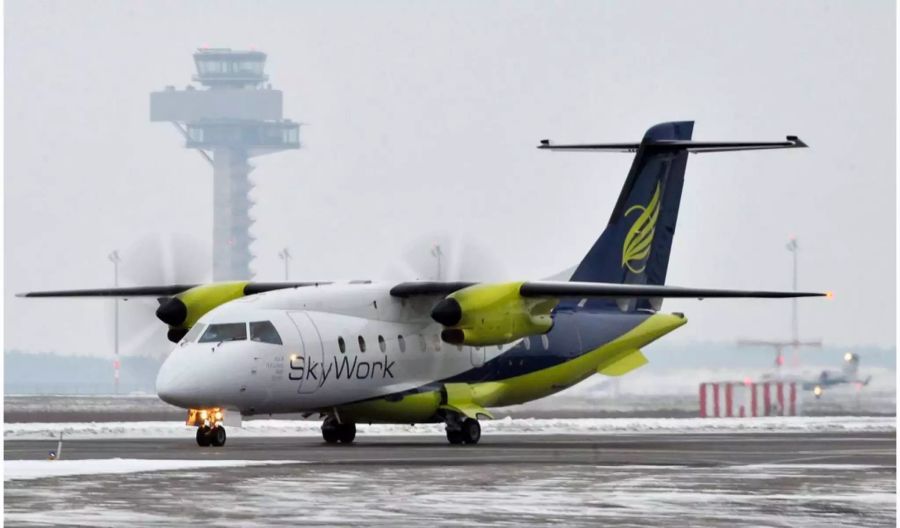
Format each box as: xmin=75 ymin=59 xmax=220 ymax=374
xmin=787 ymin=135 xmax=809 ymax=148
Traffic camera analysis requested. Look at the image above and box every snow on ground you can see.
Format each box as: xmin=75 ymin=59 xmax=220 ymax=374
xmin=4 ymin=458 xmax=291 ymax=481
xmin=4 ymin=416 xmax=895 ymax=440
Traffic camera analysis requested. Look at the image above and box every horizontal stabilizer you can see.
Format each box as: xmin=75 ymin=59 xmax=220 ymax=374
xmin=537 ymin=136 xmax=807 ymax=153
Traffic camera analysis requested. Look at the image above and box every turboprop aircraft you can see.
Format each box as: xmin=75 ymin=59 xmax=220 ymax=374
xmin=762 ymin=353 xmax=872 ymax=398
xmin=20 ymin=121 xmax=827 ymax=447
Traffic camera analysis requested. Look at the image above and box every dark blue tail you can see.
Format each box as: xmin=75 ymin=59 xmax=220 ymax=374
xmin=569 ymin=121 xmax=693 ymax=309
xmin=539 ymin=121 xmax=806 ymax=311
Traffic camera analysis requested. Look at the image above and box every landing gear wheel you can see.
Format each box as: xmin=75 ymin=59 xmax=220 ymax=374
xmin=446 ymin=429 xmax=464 ymax=445
xmin=196 ymin=426 xmax=211 ymax=447
xmin=461 ymin=418 xmax=481 ymax=445
xmin=337 ymin=423 xmax=356 ymax=444
xmin=209 ymin=426 xmax=227 ymax=447
xmin=322 ymin=417 xmax=340 ymax=444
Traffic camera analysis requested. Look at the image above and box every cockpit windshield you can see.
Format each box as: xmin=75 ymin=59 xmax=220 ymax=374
xmin=180 ymin=323 xmax=206 ymax=345
xmin=250 ymin=321 xmax=282 ymax=345
xmin=199 ymin=323 xmax=247 ymax=343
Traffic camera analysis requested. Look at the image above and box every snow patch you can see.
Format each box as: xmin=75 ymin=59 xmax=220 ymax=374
xmin=4 ymin=458 xmax=291 ymax=481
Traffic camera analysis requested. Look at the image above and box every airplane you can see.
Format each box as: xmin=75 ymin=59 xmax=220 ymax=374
xmin=19 ymin=121 xmax=827 ymax=447
xmin=766 ymin=352 xmax=872 ymax=398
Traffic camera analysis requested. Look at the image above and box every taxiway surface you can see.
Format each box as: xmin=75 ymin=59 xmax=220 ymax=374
xmin=5 ymin=432 xmax=896 ymax=527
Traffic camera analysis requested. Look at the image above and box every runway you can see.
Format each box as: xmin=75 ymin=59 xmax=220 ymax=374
xmin=4 ymin=431 xmax=896 ymax=465
xmin=5 ymin=432 xmax=896 ymax=527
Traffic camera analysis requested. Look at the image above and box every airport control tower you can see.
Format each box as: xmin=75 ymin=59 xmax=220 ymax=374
xmin=150 ymin=48 xmax=299 ymax=280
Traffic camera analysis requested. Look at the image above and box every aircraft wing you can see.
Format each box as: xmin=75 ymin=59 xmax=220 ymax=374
xmin=17 ymin=282 xmax=330 ymax=298
xmin=390 ymin=280 xmax=826 ymax=300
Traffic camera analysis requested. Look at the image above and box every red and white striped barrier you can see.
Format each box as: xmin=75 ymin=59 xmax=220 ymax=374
xmin=699 ymin=381 xmax=801 ymax=417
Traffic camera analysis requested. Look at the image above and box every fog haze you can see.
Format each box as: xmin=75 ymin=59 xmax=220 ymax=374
xmin=4 ymin=0 xmax=896 ymax=357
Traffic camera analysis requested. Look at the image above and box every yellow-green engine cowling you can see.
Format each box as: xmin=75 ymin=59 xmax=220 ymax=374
xmin=431 ymin=282 xmax=556 ymax=346
xmin=156 ymin=281 xmax=250 ymax=342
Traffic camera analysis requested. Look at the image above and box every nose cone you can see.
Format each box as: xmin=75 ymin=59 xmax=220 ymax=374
xmin=431 ymin=298 xmax=462 ymax=326
xmin=156 ymin=352 xmax=195 ymax=408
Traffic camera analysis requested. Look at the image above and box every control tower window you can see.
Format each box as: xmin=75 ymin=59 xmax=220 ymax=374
xmin=236 ymin=61 xmax=263 ymax=75
xmin=250 ymin=321 xmax=282 ymax=345
xmin=199 ymin=323 xmax=247 ymax=343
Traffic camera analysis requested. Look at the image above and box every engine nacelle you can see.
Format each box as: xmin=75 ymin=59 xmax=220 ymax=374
xmin=156 ymin=281 xmax=250 ymax=340
xmin=431 ymin=282 xmax=556 ymax=346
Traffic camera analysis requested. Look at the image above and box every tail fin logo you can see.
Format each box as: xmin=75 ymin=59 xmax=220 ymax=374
xmin=621 ymin=183 xmax=661 ymax=274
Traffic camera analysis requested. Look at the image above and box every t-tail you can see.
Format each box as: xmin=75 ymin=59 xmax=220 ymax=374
xmin=539 ymin=121 xmax=807 ymax=311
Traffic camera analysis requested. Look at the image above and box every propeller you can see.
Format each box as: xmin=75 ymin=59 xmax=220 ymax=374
xmin=380 ymin=232 xmax=508 ymax=284
xmin=110 ymin=233 xmax=211 ymax=357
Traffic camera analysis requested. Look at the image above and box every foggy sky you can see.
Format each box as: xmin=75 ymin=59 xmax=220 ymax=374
xmin=4 ymin=0 xmax=896 ymax=358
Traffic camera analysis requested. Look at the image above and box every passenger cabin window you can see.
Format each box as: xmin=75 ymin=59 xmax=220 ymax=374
xmin=199 ymin=323 xmax=247 ymax=343
xmin=358 ymin=336 xmax=366 ymax=353
xmin=180 ymin=323 xmax=206 ymax=346
xmin=541 ymin=335 xmax=550 ymax=351
xmin=378 ymin=335 xmax=387 ymax=353
xmin=398 ymin=335 xmax=406 ymax=353
xmin=338 ymin=337 xmax=346 ymax=354
xmin=249 ymin=321 xmax=282 ymax=345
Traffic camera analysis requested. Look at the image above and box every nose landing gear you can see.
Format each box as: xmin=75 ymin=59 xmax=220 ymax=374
xmin=321 ymin=416 xmax=356 ymax=444
xmin=196 ymin=425 xmax=227 ymax=447
xmin=188 ymin=408 xmax=227 ymax=447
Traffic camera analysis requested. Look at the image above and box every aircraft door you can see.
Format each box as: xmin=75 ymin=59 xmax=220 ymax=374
xmin=287 ymin=312 xmax=325 ymax=394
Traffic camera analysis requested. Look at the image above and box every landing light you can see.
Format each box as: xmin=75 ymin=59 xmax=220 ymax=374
xmin=290 ymin=354 xmax=298 ymax=361
xmin=813 ymin=385 xmax=823 ymax=397
xmin=844 ymin=352 xmax=853 ymax=362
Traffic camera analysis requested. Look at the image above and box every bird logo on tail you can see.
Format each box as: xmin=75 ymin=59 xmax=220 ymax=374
xmin=621 ymin=183 xmax=661 ymax=274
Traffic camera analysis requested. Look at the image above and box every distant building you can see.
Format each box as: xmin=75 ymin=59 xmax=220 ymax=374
xmin=151 ymin=48 xmax=300 ymax=280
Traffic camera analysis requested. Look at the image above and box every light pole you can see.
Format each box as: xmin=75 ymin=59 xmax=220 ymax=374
xmin=277 ymin=248 xmax=292 ymax=281
xmin=430 ymin=244 xmax=443 ymax=281
xmin=786 ymin=237 xmax=799 ymax=343
xmin=108 ymin=250 xmax=121 ymax=394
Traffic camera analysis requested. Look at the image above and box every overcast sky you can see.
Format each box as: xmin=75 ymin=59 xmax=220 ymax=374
xmin=4 ymin=0 xmax=896 ymax=358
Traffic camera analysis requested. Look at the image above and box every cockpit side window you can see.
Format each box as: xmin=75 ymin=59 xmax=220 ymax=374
xmin=180 ymin=323 xmax=206 ymax=346
xmin=199 ymin=323 xmax=247 ymax=343
xmin=249 ymin=321 xmax=283 ymax=345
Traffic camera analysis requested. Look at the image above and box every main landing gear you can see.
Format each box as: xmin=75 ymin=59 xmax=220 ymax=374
xmin=321 ymin=416 xmax=356 ymax=444
xmin=445 ymin=417 xmax=481 ymax=445
xmin=196 ymin=425 xmax=227 ymax=447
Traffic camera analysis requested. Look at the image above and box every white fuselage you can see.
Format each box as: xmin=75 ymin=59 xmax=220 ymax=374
xmin=156 ymin=282 xmax=509 ymax=414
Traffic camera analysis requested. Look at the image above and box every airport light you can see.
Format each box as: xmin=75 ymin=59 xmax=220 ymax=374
xmin=431 ymin=244 xmax=444 ymax=281
xmin=108 ymin=250 xmax=121 ymax=394
xmin=278 ymin=248 xmax=292 ymax=281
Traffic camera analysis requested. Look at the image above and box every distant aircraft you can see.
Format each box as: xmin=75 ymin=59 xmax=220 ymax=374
xmin=20 ymin=121 xmax=825 ymax=447
xmin=759 ymin=352 xmax=871 ymax=398
xmin=804 ymin=353 xmax=872 ymax=397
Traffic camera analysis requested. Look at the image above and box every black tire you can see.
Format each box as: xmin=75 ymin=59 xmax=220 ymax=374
xmin=196 ymin=426 xmax=211 ymax=447
xmin=337 ymin=423 xmax=356 ymax=444
xmin=446 ymin=429 xmax=464 ymax=445
xmin=461 ymin=418 xmax=481 ymax=445
xmin=210 ymin=426 xmax=227 ymax=447
xmin=322 ymin=420 xmax=340 ymax=444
